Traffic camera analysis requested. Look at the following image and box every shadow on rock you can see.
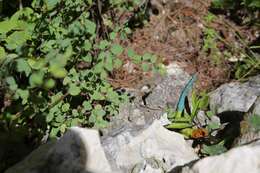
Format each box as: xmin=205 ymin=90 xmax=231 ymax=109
xmin=4 ymin=127 xmax=110 ymax=173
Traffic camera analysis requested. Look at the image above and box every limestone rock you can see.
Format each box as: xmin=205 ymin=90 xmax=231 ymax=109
xmin=173 ymin=142 xmax=260 ymax=173
xmin=102 ymin=120 xmax=198 ymax=173
xmin=101 ymin=62 xmax=190 ymax=137
xmin=145 ymin=63 xmax=190 ymax=113
xmin=210 ymin=75 xmax=260 ymax=114
xmin=5 ymin=127 xmax=112 ymax=173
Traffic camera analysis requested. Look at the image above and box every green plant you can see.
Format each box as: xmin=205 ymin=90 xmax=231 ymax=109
xmin=202 ymin=13 xmax=226 ymax=65
xmin=249 ymin=114 xmax=260 ymax=131
xmin=212 ymin=0 xmax=260 ymax=9
xmin=201 ymin=140 xmax=227 ymax=156
xmin=0 ymin=0 xmax=158 ymax=139
xmin=202 ymin=12 xmax=260 ymax=81
xmin=166 ymin=90 xmax=210 ymax=137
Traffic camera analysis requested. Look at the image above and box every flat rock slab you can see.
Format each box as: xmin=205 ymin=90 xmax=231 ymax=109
xmin=102 ymin=120 xmax=198 ymax=173
xmin=175 ymin=142 xmax=260 ymax=173
xmin=210 ymin=75 xmax=260 ymax=114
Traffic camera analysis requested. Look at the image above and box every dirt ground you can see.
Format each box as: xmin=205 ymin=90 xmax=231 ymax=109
xmin=109 ymin=0 xmax=258 ymax=91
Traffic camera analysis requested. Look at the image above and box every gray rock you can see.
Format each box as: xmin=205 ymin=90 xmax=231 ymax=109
xmin=253 ymin=97 xmax=260 ymax=116
xmin=210 ymin=75 xmax=260 ymax=114
xmin=145 ymin=63 xmax=190 ymax=113
xmin=102 ymin=120 xmax=198 ymax=173
xmin=5 ymin=127 xmax=112 ymax=173
xmin=175 ymin=142 xmax=260 ymax=173
xmin=101 ymin=62 xmax=191 ymax=136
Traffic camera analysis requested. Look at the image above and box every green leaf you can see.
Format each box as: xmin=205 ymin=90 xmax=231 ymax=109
xmin=16 ymin=89 xmax=29 ymax=105
xmin=113 ymin=58 xmax=123 ymax=69
xmin=49 ymin=65 xmax=67 ymax=78
xmin=105 ymin=56 xmax=113 ymax=71
xmin=68 ymin=84 xmax=81 ymax=96
xmin=82 ymin=54 xmax=92 ymax=62
xmin=0 ymin=20 xmax=17 ymax=34
xmin=98 ymin=40 xmax=110 ymax=50
xmin=98 ymin=51 xmax=106 ymax=60
xmin=249 ymin=115 xmax=260 ymax=131
xmin=60 ymin=124 xmax=67 ymax=133
xmin=124 ymin=27 xmax=131 ymax=34
xmin=5 ymin=31 xmax=31 ymax=50
xmin=91 ymin=91 xmax=105 ymax=100
xmin=55 ymin=114 xmax=65 ymax=123
xmin=82 ymin=101 xmax=92 ymax=111
xmin=44 ymin=0 xmax=60 ymax=10
xmin=29 ymin=71 xmax=44 ymax=87
xmin=44 ymin=78 xmax=56 ymax=89
xmin=90 ymin=104 xmax=106 ymax=125
xmin=127 ymin=48 xmax=135 ymax=58
xmin=84 ymin=40 xmax=92 ymax=51
xmin=143 ymin=53 xmax=152 ymax=61
xmin=150 ymin=55 xmax=157 ymax=63
xmin=62 ymin=103 xmax=70 ymax=112
xmin=85 ymin=19 xmax=96 ymax=34
xmin=46 ymin=112 xmax=55 ymax=123
xmin=111 ymin=44 xmax=123 ymax=55
xmin=141 ymin=63 xmax=150 ymax=72
xmin=206 ymin=111 xmax=214 ymax=118
xmin=27 ymin=58 xmax=46 ymax=70
xmin=93 ymin=62 xmax=105 ymax=74
xmin=107 ymin=90 xmax=120 ymax=104
xmin=6 ymin=76 xmax=18 ymax=91
xmin=198 ymin=94 xmax=209 ymax=109
xmin=201 ymin=141 xmax=227 ymax=156
xmin=166 ymin=122 xmax=192 ymax=129
xmin=0 ymin=46 xmax=6 ymax=63
xmin=71 ymin=118 xmax=79 ymax=126
xmin=207 ymin=122 xmax=221 ymax=131
xmin=63 ymin=76 xmax=71 ymax=85
xmin=72 ymin=109 xmax=79 ymax=116
xmin=49 ymin=127 xmax=59 ymax=138
xmin=16 ymin=59 xmax=32 ymax=76
xmin=132 ymin=55 xmax=142 ymax=63
xmin=51 ymin=92 xmax=63 ymax=104
xmin=109 ymin=32 xmax=117 ymax=40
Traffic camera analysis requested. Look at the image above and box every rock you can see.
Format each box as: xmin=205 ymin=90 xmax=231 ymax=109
xmin=101 ymin=62 xmax=191 ymax=136
xmin=209 ymin=75 xmax=260 ymax=147
xmin=172 ymin=142 xmax=260 ymax=173
xmin=131 ymin=158 xmax=165 ymax=173
xmin=145 ymin=63 xmax=190 ymax=115
xmin=210 ymin=75 xmax=260 ymax=114
xmin=253 ymin=97 xmax=260 ymax=116
xmin=102 ymin=120 xmax=198 ymax=173
xmin=5 ymin=127 xmax=112 ymax=173
xmin=0 ymin=128 xmax=35 ymax=173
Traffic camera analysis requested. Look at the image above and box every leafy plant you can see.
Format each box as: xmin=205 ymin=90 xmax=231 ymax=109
xmin=201 ymin=140 xmax=227 ymax=156
xmin=0 ymin=0 xmax=156 ymax=139
xmin=166 ymin=90 xmax=210 ymax=137
xmin=212 ymin=0 xmax=260 ymax=9
xmin=249 ymin=114 xmax=260 ymax=131
xmin=202 ymin=11 xmax=260 ymax=81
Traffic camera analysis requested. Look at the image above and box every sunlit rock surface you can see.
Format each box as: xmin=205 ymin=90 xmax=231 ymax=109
xmin=102 ymin=120 xmax=198 ymax=173
xmin=210 ymin=75 xmax=260 ymax=114
xmin=173 ymin=141 xmax=260 ymax=173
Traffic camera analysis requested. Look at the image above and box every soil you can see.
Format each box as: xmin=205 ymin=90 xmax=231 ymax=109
xmin=108 ymin=0 xmax=259 ymax=92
